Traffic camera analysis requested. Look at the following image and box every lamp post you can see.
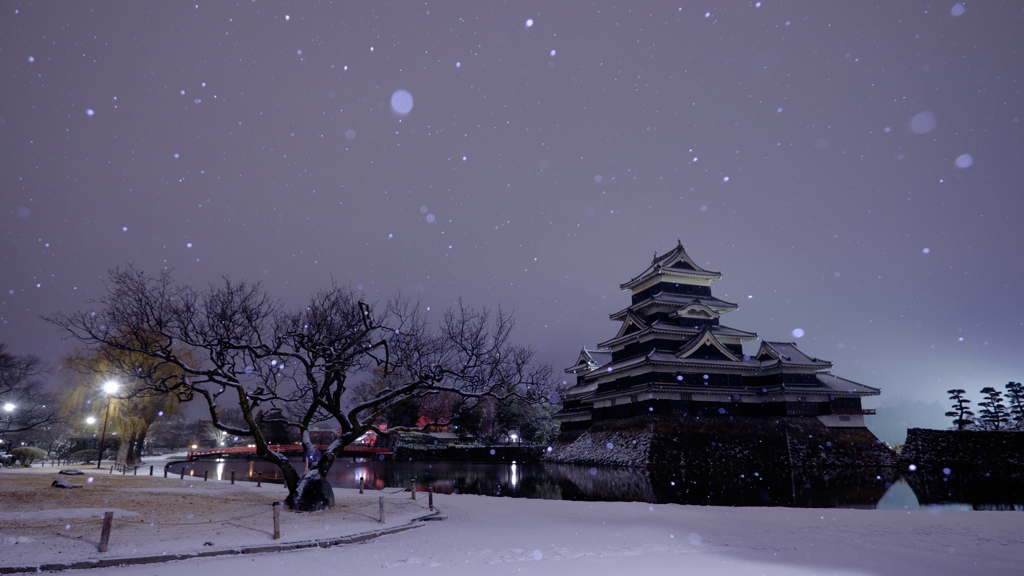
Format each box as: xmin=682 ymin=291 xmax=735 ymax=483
xmin=96 ymin=381 xmax=119 ymax=469
xmin=1 ymin=403 xmax=14 ymax=448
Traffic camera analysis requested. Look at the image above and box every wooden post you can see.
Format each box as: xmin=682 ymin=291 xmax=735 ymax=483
xmin=97 ymin=511 xmax=114 ymax=552
xmin=180 ymin=467 xmax=185 ymax=480
xmin=272 ymin=502 xmax=280 ymax=540
xmin=109 ymin=466 xmax=114 ymax=474
xmin=359 ymin=476 xmax=363 ymax=494
xmin=378 ymin=496 xmax=385 ymax=524
xmin=231 ymin=471 xmax=235 ymax=485
xmin=133 ymin=466 xmax=137 ymax=476
xmin=429 ymin=487 xmax=434 ymax=511
xmin=257 ymin=472 xmax=262 ymax=487
xmin=122 ymin=466 xmax=126 ymax=476
xmin=204 ymin=470 xmax=208 ymax=481
xmin=410 ymin=480 xmax=416 ymax=500
xmin=150 ymin=465 xmax=154 ymax=476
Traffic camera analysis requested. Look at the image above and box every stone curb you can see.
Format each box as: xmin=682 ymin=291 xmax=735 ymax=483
xmin=0 ymin=508 xmax=445 ymax=574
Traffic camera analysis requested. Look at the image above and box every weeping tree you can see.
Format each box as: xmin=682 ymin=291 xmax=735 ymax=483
xmin=59 ymin=345 xmax=185 ymax=467
xmin=46 ymin=266 xmax=557 ymax=510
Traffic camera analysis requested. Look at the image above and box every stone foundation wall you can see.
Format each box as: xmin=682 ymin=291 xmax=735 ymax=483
xmin=545 ymin=415 xmax=897 ymax=469
xmin=900 ymin=428 xmax=1024 ymax=471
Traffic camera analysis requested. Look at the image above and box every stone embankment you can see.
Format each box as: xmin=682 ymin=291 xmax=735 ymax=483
xmin=901 ymin=428 xmax=1024 ymax=471
xmin=394 ymin=445 xmax=543 ymax=462
xmin=545 ymin=415 xmax=897 ymax=470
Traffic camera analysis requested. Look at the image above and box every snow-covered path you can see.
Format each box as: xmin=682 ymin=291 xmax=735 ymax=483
xmin=55 ymin=492 xmax=1021 ymax=576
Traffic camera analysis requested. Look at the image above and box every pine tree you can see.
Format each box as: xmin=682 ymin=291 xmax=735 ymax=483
xmin=944 ymin=388 xmax=974 ymax=430
xmin=1004 ymin=382 xmax=1024 ymax=430
xmin=977 ymin=387 xmax=1008 ymax=430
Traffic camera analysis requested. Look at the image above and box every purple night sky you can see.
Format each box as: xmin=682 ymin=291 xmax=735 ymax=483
xmin=2 ymin=2 xmax=1022 ymax=432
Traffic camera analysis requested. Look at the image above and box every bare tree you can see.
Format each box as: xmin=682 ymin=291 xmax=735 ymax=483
xmin=0 ymin=343 xmax=56 ymax=445
xmin=46 ymin=266 xmax=556 ymax=510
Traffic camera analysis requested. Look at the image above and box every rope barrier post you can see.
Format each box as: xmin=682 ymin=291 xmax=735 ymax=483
xmin=180 ymin=467 xmax=185 ymax=480
xmin=97 ymin=511 xmax=114 ymax=552
xmin=150 ymin=465 xmax=153 ymax=476
xmin=122 ymin=466 xmax=126 ymax=476
xmin=231 ymin=471 xmax=235 ymax=485
xmin=272 ymin=501 xmax=280 ymax=540
xmin=110 ymin=466 xmax=113 ymax=474
xmin=204 ymin=470 xmax=208 ymax=481
xmin=257 ymin=472 xmax=262 ymax=487
xmin=429 ymin=487 xmax=433 ymax=511
xmin=359 ymin=476 xmax=363 ymax=494
xmin=133 ymin=466 xmax=137 ymax=476
xmin=378 ymin=496 xmax=385 ymax=524
xmin=410 ymin=480 xmax=416 ymax=500
xmin=164 ymin=467 xmax=167 ymax=478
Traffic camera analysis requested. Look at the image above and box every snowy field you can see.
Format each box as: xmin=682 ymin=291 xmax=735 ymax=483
xmin=2 ymin=461 xmax=1021 ymax=575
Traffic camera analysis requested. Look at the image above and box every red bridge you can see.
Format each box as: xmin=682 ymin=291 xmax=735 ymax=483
xmin=186 ymin=444 xmax=391 ymax=460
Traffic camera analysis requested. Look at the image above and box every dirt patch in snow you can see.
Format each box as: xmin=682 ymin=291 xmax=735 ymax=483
xmin=0 ymin=467 xmax=433 ymax=569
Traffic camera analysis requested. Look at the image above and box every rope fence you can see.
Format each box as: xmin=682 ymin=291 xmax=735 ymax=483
xmin=3 ymin=477 xmax=432 ymax=553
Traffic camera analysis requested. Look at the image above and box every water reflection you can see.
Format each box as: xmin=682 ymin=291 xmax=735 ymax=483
xmin=164 ymin=458 xmax=1024 ymax=510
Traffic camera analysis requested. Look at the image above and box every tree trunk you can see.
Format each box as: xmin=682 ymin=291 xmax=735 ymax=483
xmin=116 ymin=435 xmax=130 ymax=467
xmin=285 ymin=453 xmax=337 ymax=511
xmin=131 ymin=425 xmax=149 ymax=465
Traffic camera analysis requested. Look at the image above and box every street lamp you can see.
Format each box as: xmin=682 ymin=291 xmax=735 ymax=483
xmin=1 ymin=403 xmax=15 ymax=446
xmin=96 ymin=381 xmax=119 ymax=469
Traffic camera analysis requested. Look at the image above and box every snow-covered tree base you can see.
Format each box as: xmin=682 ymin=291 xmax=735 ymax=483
xmin=285 ymin=470 xmax=335 ymax=512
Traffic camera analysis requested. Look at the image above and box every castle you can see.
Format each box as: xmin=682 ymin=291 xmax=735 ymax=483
xmin=556 ymin=241 xmax=879 ymax=429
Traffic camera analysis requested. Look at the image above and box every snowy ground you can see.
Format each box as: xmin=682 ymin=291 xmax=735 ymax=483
xmin=2 ymin=459 xmax=1021 ymax=575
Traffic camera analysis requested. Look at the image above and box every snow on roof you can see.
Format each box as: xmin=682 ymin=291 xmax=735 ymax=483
xmin=815 ymin=372 xmax=881 ymax=396
xmin=620 ymin=241 xmax=722 ymax=290
xmin=757 ymin=341 xmax=832 ymax=368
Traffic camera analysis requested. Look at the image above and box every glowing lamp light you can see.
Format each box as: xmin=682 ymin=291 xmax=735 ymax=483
xmin=102 ymin=381 xmax=119 ymax=395
xmin=191 ymin=444 xmax=198 ymax=450
xmin=3 ymin=403 xmax=14 ymax=413
xmin=86 ymin=416 xmax=96 ymax=425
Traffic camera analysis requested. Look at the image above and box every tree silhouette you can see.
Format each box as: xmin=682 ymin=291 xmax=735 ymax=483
xmin=1005 ymin=382 xmax=1024 ymax=430
xmin=977 ymin=387 xmax=1008 ymax=430
xmin=944 ymin=389 xmax=974 ymax=431
xmin=0 ymin=343 xmax=56 ymax=440
xmin=46 ymin=265 xmax=556 ymax=510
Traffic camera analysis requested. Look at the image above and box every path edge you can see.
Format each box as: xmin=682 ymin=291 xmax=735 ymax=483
xmin=0 ymin=508 xmax=445 ymax=574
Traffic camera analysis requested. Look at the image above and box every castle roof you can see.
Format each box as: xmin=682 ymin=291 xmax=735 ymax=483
xmin=609 ymin=293 xmax=739 ymax=321
xmin=755 ymin=341 xmax=833 ymax=369
xmin=620 ymin=240 xmax=722 ymax=291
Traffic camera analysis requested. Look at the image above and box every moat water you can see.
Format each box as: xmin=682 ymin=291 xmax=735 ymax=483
xmin=164 ymin=457 xmax=1024 ymax=511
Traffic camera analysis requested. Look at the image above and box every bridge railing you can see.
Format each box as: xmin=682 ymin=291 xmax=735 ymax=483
xmin=187 ymin=444 xmax=391 ymax=460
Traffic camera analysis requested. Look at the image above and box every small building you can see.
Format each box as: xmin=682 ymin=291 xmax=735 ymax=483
xmin=556 ymin=241 xmax=879 ymax=432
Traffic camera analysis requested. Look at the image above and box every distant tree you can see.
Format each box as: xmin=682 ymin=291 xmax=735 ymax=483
xmin=59 ymin=344 xmax=184 ymax=467
xmin=147 ymin=417 xmax=201 ymax=450
xmin=0 ymin=343 xmax=56 ymax=445
xmin=1005 ymin=382 xmax=1024 ymax=430
xmin=977 ymin=387 xmax=1009 ymax=430
xmin=45 ymin=265 xmax=556 ymax=510
xmin=384 ymin=397 xmax=421 ymax=429
xmin=944 ymin=389 xmax=974 ymax=431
